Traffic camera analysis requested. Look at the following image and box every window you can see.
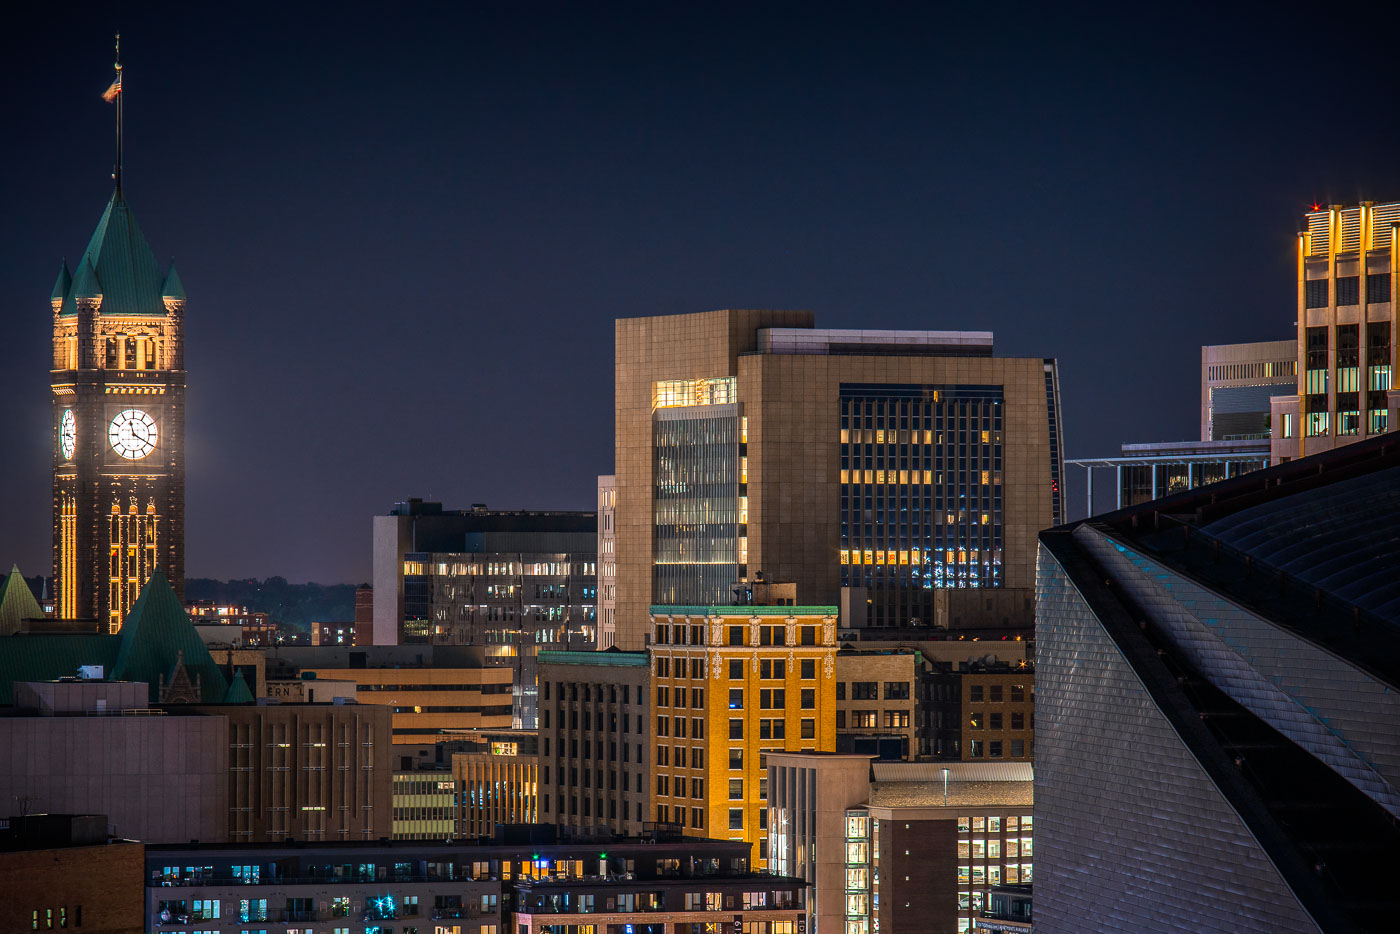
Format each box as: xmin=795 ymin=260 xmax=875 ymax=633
xmin=1010 ymin=684 xmax=1025 ymax=703
xmin=801 ymin=718 xmax=816 ymax=738
xmin=1011 ymin=712 xmax=1024 ymax=730
xmin=1305 ymin=279 xmax=1329 ymax=308
xmin=989 ymin=685 xmax=1003 ymax=702
xmin=760 ymin=718 xmax=786 ymax=739
xmin=801 ymin=688 xmax=815 ymax=709
xmin=729 ymin=779 xmax=744 ymax=800
xmin=852 ymin=711 xmax=877 ymax=729
xmin=728 ymin=626 xmax=744 ymax=646
xmin=729 ymin=748 xmax=743 ymax=770
xmin=729 ymin=808 xmax=744 ymax=830
xmin=851 ymin=682 xmax=878 ymax=700
xmin=883 ymin=710 xmax=909 ymax=728
xmin=801 ymin=659 xmax=816 ymax=679
xmin=990 ymin=740 xmax=1003 ymax=757
xmin=729 ymin=719 xmax=744 ymax=740
xmin=884 ymin=682 xmax=909 ymax=700
xmin=729 ymin=689 xmax=744 ymax=710
xmin=1336 ymin=276 xmax=1359 ymax=306
xmin=970 ymin=740 xmax=983 ymax=758
xmin=760 ymin=688 xmax=785 ymax=709
xmin=1011 ymin=739 xmax=1026 ymax=757
xmin=729 ymin=660 xmax=743 ymax=679
xmin=836 ymin=682 xmax=846 ymax=700
xmin=1368 ymin=272 xmax=1392 ymax=304
xmin=990 ymin=713 xmax=1003 ymax=730
xmin=761 ymin=659 xmax=786 ymax=679
xmin=836 ymin=710 xmax=846 ymax=728
xmin=969 ymin=684 xmax=984 ymax=702
xmin=969 ymin=711 xmax=983 ymax=729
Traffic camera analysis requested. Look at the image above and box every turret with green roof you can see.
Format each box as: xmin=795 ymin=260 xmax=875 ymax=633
xmin=0 ymin=565 xmax=45 ymax=636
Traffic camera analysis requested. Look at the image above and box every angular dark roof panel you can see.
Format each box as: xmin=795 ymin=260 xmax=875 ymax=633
xmin=50 ymin=260 xmax=72 ymax=302
xmin=0 ymin=565 xmax=45 ymax=636
xmin=113 ymin=570 xmax=228 ymax=702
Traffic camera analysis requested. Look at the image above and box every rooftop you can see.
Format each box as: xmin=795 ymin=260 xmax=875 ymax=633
xmin=756 ymin=327 xmax=994 ymax=357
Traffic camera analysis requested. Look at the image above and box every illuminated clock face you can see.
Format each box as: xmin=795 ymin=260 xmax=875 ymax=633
xmin=108 ymin=409 xmax=157 ymax=459
xmin=60 ymin=409 xmax=76 ymax=460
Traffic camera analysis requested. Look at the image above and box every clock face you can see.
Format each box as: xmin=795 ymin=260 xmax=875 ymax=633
xmin=108 ymin=408 xmax=158 ymax=459
xmin=60 ymin=409 xmax=76 ymax=460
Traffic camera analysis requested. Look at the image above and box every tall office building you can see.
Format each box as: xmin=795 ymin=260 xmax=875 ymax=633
xmin=1069 ymin=340 xmax=1295 ymax=514
xmin=1273 ymin=202 xmax=1400 ymax=463
xmin=1035 ymin=434 xmax=1400 ymax=933
xmin=614 ymin=311 xmax=1064 ymax=649
xmin=50 ymin=96 xmax=187 ymax=628
xmin=371 ymin=500 xmax=596 ymax=727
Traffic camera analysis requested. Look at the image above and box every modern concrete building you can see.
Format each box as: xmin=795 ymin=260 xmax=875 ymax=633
xmin=768 ymin=755 xmax=1033 ymax=934
xmin=614 ymin=310 xmax=1065 ymax=648
xmin=270 ymin=644 xmax=515 ymax=744
xmin=1274 ymin=202 xmax=1400 ymax=463
xmin=370 ymin=499 xmax=597 ymax=727
xmin=536 ymin=649 xmax=651 ymax=838
xmin=453 ymin=735 xmax=540 ymax=838
xmin=0 ymin=680 xmax=227 ymax=845
xmin=192 ymin=701 xmax=394 ymax=843
xmin=0 ymin=814 xmax=145 ymax=934
xmin=597 ymin=474 xmax=618 ymax=649
xmin=1036 ymin=433 xmax=1400 ymax=932
xmin=649 ymin=603 xmax=839 ymax=869
xmin=392 ymin=766 xmax=457 ymax=840
xmin=1069 ymin=340 xmax=1293 ymax=513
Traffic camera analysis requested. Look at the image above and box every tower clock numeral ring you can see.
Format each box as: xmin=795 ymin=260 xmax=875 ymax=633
xmin=109 ymin=408 xmax=158 ymax=459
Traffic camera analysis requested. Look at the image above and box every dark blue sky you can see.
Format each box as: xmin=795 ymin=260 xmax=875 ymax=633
xmin=3 ymin=3 xmax=1397 ymax=583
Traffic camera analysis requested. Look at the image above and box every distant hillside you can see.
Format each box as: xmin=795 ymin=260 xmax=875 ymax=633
xmin=184 ymin=577 xmax=359 ymax=633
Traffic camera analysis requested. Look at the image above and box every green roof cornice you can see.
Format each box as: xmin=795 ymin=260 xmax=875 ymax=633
xmin=649 ymin=605 xmax=838 ymax=617
xmin=51 ymin=260 xmax=72 ymax=302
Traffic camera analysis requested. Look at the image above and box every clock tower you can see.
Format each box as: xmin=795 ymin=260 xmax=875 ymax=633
xmin=51 ymin=46 xmax=186 ymax=631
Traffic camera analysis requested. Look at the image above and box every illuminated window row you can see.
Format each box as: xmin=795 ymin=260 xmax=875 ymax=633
xmin=653 ymin=376 xmax=737 ymax=408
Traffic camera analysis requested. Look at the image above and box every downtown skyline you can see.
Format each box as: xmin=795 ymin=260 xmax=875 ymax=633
xmin=3 ymin=3 xmax=1399 ymax=583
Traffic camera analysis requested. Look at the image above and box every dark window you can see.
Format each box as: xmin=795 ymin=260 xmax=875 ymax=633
xmin=851 ymin=682 xmax=878 ymax=700
xmin=989 ymin=740 xmax=1003 ymax=758
xmin=801 ymin=718 xmax=815 ymax=739
xmin=729 ymin=748 xmax=743 ymax=770
xmin=836 ymin=682 xmax=846 ymax=701
xmin=801 ymin=688 xmax=815 ymax=709
xmin=1305 ymin=279 xmax=1329 ymax=308
xmin=884 ymin=682 xmax=909 ymax=700
xmin=800 ymin=659 xmax=816 ymax=679
xmin=1367 ymin=272 xmax=1392 ymax=304
xmin=729 ymin=660 xmax=743 ymax=679
xmin=969 ymin=685 xmax=984 ymax=703
xmin=1011 ymin=712 xmax=1025 ymax=730
xmin=1336 ymin=276 xmax=1359 ymax=306
xmin=729 ymin=719 xmax=743 ymax=740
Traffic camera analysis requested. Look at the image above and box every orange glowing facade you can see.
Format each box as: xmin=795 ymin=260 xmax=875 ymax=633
xmin=50 ymin=190 xmax=186 ymax=630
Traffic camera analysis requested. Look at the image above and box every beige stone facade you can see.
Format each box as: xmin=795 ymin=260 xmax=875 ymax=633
xmin=835 ymin=650 xmax=922 ymax=759
xmin=615 ymin=310 xmax=1062 ymax=649
xmin=194 ymin=702 xmax=393 ymax=842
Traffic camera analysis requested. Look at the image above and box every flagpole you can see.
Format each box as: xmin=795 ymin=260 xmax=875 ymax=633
xmin=113 ymin=33 xmax=123 ymax=197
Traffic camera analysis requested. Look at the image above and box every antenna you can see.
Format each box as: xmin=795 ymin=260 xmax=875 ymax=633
xmin=102 ymin=34 xmax=124 ymax=194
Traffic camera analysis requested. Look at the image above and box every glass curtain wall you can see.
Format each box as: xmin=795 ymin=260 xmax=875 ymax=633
xmin=653 ymin=403 xmax=741 ymax=607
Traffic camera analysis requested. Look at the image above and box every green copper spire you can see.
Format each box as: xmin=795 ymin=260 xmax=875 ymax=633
xmin=113 ymin=570 xmax=228 ymax=703
xmin=69 ymin=256 xmax=102 ymax=302
xmin=0 ymin=565 xmax=45 ymax=637
xmin=51 ymin=260 xmax=72 ymax=302
xmin=161 ymin=261 xmax=186 ymax=301
xmin=58 ymin=191 xmax=167 ymax=317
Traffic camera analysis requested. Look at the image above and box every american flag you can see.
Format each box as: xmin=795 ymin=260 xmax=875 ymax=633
xmin=102 ymin=73 xmax=121 ymax=103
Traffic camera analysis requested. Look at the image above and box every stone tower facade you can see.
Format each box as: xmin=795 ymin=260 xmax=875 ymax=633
xmin=51 ymin=191 xmax=186 ymax=630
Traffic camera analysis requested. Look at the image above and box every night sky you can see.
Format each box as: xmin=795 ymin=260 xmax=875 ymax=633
xmin=3 ymin=3 xmax=1398 ymax=584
